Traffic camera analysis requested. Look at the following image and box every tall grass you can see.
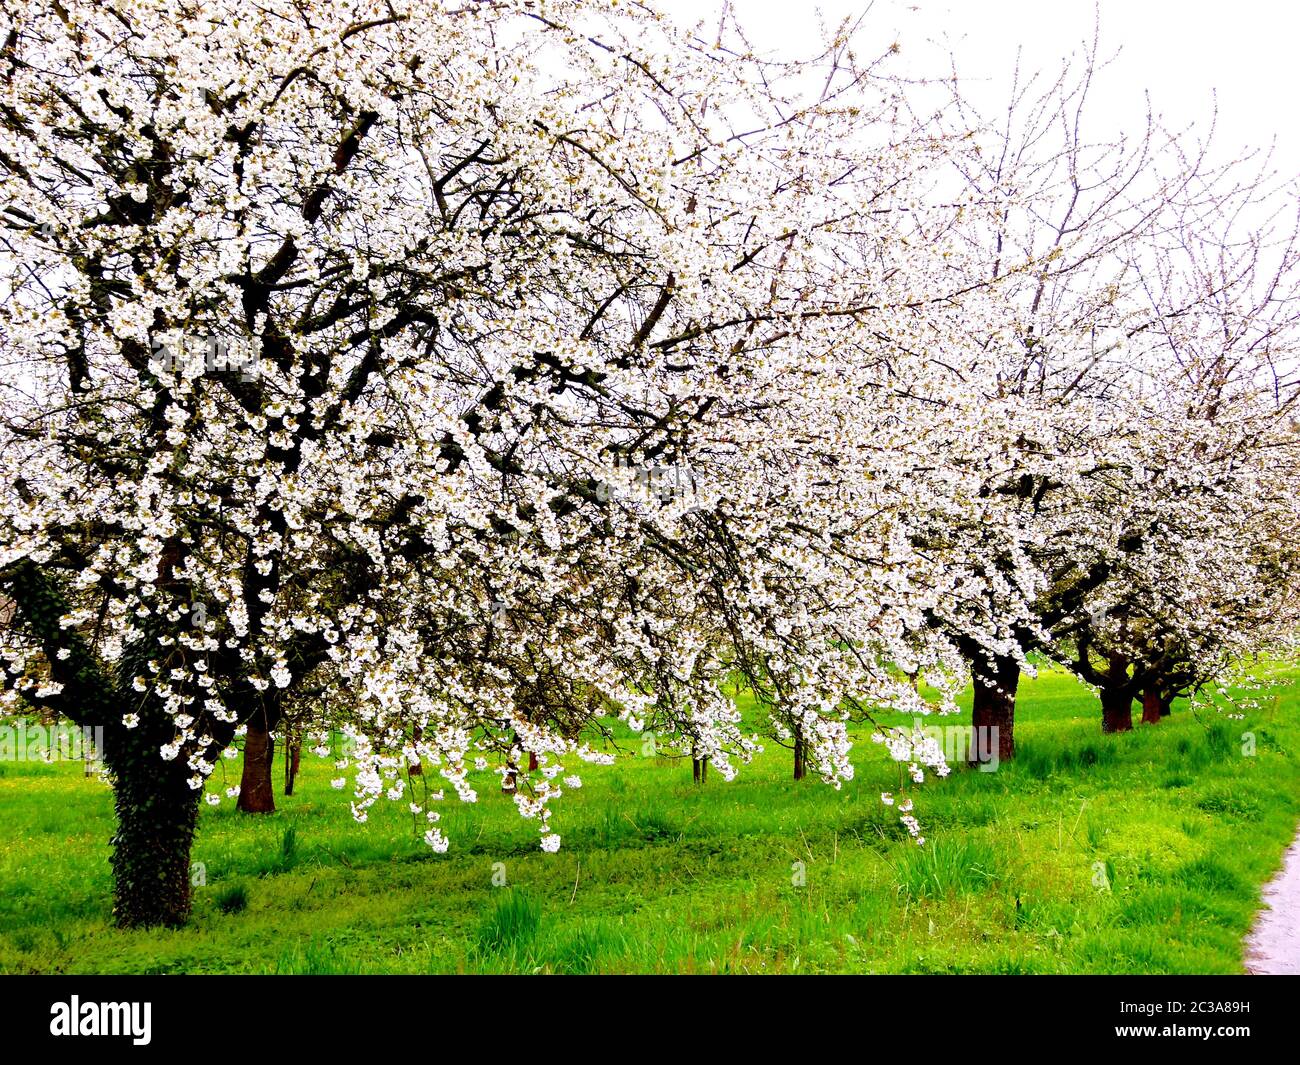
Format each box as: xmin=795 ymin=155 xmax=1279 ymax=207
xmin=892 ymin=838 xmax=1002 ymax=899
xmin=475 ymin=890 xmax=542 ymax=957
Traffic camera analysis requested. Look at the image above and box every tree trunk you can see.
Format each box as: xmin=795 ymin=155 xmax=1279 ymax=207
xmin=1140 ymin=689 xmax=1162 ymax=726
xmin=2 ymin=563 xmax=205 ymax=928
xmin=502 ymin=735 xmax=537 ymax=793
xmin=793 ymin=734 xmax=806 ymax=781
xmin=237 ymin=719 xmax=276 ymax=813
xmin=970 ymin=653 xmax=1019 ymax=764
xmin=408 ymin=724 xmax=423 ymax=777
xmin=1159 ymin=696 xmax=1172 ymax=718
xmin=1100 ymin=686 xmax=1134 ymax=733
xmin=283 ymin=735 xmax=302 ymax=796
xmin=106 ymin=726 xmax=202 ymax=929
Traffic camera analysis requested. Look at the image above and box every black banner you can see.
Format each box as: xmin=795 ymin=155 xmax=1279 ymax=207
xmin=1 ymin=974 xmax=1293 ymax=1053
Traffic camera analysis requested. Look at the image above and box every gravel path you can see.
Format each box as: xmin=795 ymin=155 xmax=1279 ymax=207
xmin=1245 ymin=831 xmax=1300 ymax=974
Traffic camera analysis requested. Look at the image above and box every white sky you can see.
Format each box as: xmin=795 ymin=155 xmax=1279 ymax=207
xmin=659 ymin=0 xmax=1300 ymax=182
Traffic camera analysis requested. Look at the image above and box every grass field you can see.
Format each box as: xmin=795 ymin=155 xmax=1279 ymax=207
xmin=2 ymin=662 xmax=1298 ymax=974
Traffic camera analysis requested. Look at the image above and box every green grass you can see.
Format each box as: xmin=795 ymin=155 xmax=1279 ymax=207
xmin=891 ymin=838 xmax=1003 ymax=900
xmin=0 ymin=663 xmax=1297 ymax=974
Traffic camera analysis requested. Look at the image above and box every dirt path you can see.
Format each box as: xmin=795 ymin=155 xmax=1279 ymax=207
xmin=1245 ymin=830 xmax=1300 ymax=974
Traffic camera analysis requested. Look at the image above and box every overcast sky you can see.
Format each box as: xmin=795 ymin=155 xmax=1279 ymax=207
xmin=658 ymin=0 xmax=1300 ymax=182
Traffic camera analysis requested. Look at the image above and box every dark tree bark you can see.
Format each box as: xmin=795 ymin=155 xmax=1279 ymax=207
xmin=1100 ymin=686 xmax=1134 ymax=733
xmin=106 ymin=723 xmax=202 ymax=928
xmin=793 ymin=733 xmax=806 ymax=781
xmin=1159 ymin=695 xmax=1172 ymax=718
xmin=283 ymin=733 xmax=302 ymax=796
xmin=691 ymin=756 xmax=708 ymax=784
xmin=1140 ymin=688 xmax=1162 ymax=725
xmin=970 ymin=653 xmax=1019 ymax=763
xmin=237 ymin=717 xmax=276 ymax=813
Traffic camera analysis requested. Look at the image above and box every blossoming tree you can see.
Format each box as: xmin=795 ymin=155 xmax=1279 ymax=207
xmin=0 ymin=0 xmax=1002 ymax=926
